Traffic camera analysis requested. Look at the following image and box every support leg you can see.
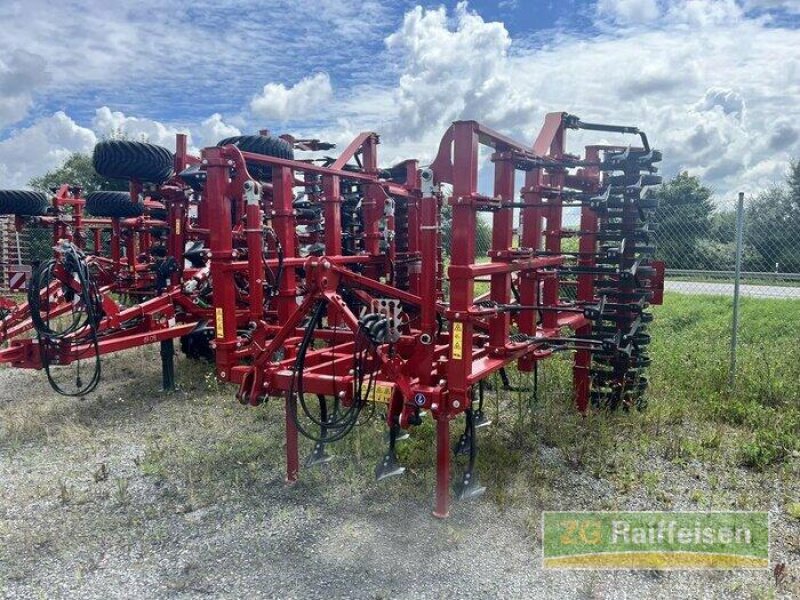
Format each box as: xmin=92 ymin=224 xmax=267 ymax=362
xmin=160 ymin=338 xmax=175 ymax=392
xmin=499 ymin=367 xmax=512 ymax=391
xmin=574 ymin=326 xmax=591 ymax=414
xmin=433 ymin=415 xmax=451 ymax=519
xmin=286 ymin=393 xmax=300 ymax=482
xmin=530 ymin=361 xmax=539 ymax=408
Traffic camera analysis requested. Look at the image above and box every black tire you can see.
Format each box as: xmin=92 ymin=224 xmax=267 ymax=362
xmin=85 ymin=191 xmax=144 ymax=218
xmin=0 ymin=190 xmax=49 ymax=216
xmin=93 ymin=140 xmax=175 ymax=184
xmin=149 ymin=207 xmax=168 ymax=221
xmin=180 ymin=323 xmax=215 ymax=361
xmin=217 ymin=135 xmax=294 ymax=181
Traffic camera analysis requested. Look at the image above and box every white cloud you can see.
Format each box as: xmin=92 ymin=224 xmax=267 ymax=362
xmin=269 ymin=1 xmax=800 ymax=199
xmin=0 ymin=50 xmax=50 ymax=129
xmin=193 ymin=113 xmax=241 ymax=147
xmin=0 ymin=0 xmax=398 ymax=130
xmin=596 ymin=0 xmax=661 ymax=24
xmin=694 ymin=87 xmax=746 ymax=118
xmin=742 ymin=0 xmax=800 ymax=13
xmin=250 ymin=73 xmax=333 ymax=123
xmin=383 ymin=2 xmax=535 ymax=140
xmin=0 ymin=112 xmax=96 ymax=188
xmin=664 ymin=0 xmax=744 ymax=26
xmin=92 ymin=107 xmax=189 ymax=149
xmin=0 ymin=108 xmax=244 ymax=188
xmin=366 ymin=1 xmax=800 ymax=198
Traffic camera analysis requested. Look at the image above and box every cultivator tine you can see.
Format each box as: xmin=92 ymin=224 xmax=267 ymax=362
xmin=473 ymin=380 xmax=492 ymax=428
xmin=498 ymin=367 xmax=512 ymax=391
xmin=453 ymin=423 xmax=472 ymax=456
xmin=455 ymin=409 xmax=486 ymax=502
xmin=305 ymin=441 xmax=334 ymax=467
xmin=305 ymin=395 xmax=334 ymax=467
xmin=384 ymin=428 xmax=410 ymax=442
xmin=375 ymin=424 xmax=406 ymax=481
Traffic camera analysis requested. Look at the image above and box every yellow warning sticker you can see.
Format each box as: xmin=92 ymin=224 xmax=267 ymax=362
xmin=175 ymin=218 xmax=181 ymax=235
xmin=215 ymin=307 xmax=224 ymax=338
xmin=452 ymin=321 xmax=463 ymax=359
xmin=369 ymin=383 xmax=394 ymax=404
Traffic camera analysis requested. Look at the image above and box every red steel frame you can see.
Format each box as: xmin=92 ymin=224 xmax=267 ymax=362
xmin=199 ymin=113 xmax=662 ymax=517
xmin=1 ymin=114 xmax=663 ymax=517
xmin=0 ymin=135 xmax=212 ymax=365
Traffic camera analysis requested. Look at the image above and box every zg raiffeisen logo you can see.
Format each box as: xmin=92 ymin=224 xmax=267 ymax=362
xmin=542 ymin=511 xmax=769 ymax=569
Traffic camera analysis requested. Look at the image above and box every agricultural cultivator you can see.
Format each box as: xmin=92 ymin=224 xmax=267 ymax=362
xmin=0 ymin=112 xmax=664 ymax=516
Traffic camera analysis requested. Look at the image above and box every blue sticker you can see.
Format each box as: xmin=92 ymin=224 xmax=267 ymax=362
xmin=414 ymin=392 xmax=426 ymax=406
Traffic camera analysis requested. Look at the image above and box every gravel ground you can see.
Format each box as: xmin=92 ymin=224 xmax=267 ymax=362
xmin=0 ymin=352 xmax=798 ymax=599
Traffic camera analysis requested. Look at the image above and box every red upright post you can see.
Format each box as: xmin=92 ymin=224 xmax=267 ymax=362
xmin=322 ymin=174 xmax=342 ymax=256
xmin=439 ymin=122 xmax=480 ymax=518
xmin=406 ymin=162 xmax=421 ymax=295
xmin=272 ymin=164 xmax=299 ymax=482
xmin=361 ymin=136 xmax=382 ymax=261
xmin=272 ymin=166 xmax=297 ymax=326
xmin=447 ymin=122 xmax=479 ymax=405
xmin=245 ymin=183 xmax=265 ymax=322
xmin=416 ymin=188 xmax=438 ymax=386
xmin=489 ymin=152 xmax=515 ymax=351
xmin=170 ymin=134 xmax=189 ymax=286
xmin=204 ymin=148 xmax=238 ymax=381
xmin=573 ymin=147 xmax=601 ymax=413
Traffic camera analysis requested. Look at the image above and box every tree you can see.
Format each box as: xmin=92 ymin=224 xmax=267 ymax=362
xmin=745 ymin=161 xmax=800 ymax=273
xmin=29 ymin=152 xmax=127 ymax=193
xmin=710 ymin=210 xmax=736 ymax=244
xmin=652 ymin=172 xmax=716 ymax=269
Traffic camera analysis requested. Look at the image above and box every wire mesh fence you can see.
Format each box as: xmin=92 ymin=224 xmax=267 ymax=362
xmin=656 ymin=189 xmax=800 ymax=300
xmin=655 ymin=185 xmax=800 ymax=386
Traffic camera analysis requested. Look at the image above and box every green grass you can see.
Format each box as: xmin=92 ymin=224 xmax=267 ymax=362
xmin=649 ymin=294 xmax=800 ymax=469
xmin=12 ymin=291 xmax=789 ymax=520
xmin=665 ymin=274 xmax=800 ymax=288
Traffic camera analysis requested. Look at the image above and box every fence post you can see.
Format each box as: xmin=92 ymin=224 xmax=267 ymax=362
xmin=729 ymin=191 xmax=745 ymax=388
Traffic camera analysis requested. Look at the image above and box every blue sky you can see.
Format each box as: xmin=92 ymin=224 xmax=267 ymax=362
xmin=1 ymin=0 xmax=800 ymax=200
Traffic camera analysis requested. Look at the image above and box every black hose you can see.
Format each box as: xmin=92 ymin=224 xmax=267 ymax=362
xmin=27 ymin=243 xmax=102 ymax=396
xmin=288 ymin=300 xmax=370 ymax=443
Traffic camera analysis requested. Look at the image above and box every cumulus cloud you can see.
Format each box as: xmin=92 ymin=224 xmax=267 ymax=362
xmin=694 ymin=88 xmax=746 ymax=118
xmin=368 ymin=0 xmax=800 ymax=198
xmin=0 ymin=108 xmax=244 ymax=188
xmin=194 ymin=113 xmax=241 ymax=147
xmin=274 ymin=1 xmax=800 ymax=199
xmin=653 ymin=0 xmax=742 ymax=27
xmin=0 ymin=112 xmax=96 ymax=188
xmin=384 ymin=2 xmax=535 ymax=140
xmin=250 ymin=73 xmax=333 ymax=123
xmin=0 ymin=50 xmax=51 ymax=129
xmin=768 ymin=121 xmax=799 ymax=151
xmin=596 ymin=0 xmax=661 ymax=24
xmin=92 ymin=107 xmax=190 ymax=149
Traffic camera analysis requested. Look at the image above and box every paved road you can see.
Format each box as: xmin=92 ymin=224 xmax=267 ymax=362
xmin=665 ymin=280 xmax=800 ymax=299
